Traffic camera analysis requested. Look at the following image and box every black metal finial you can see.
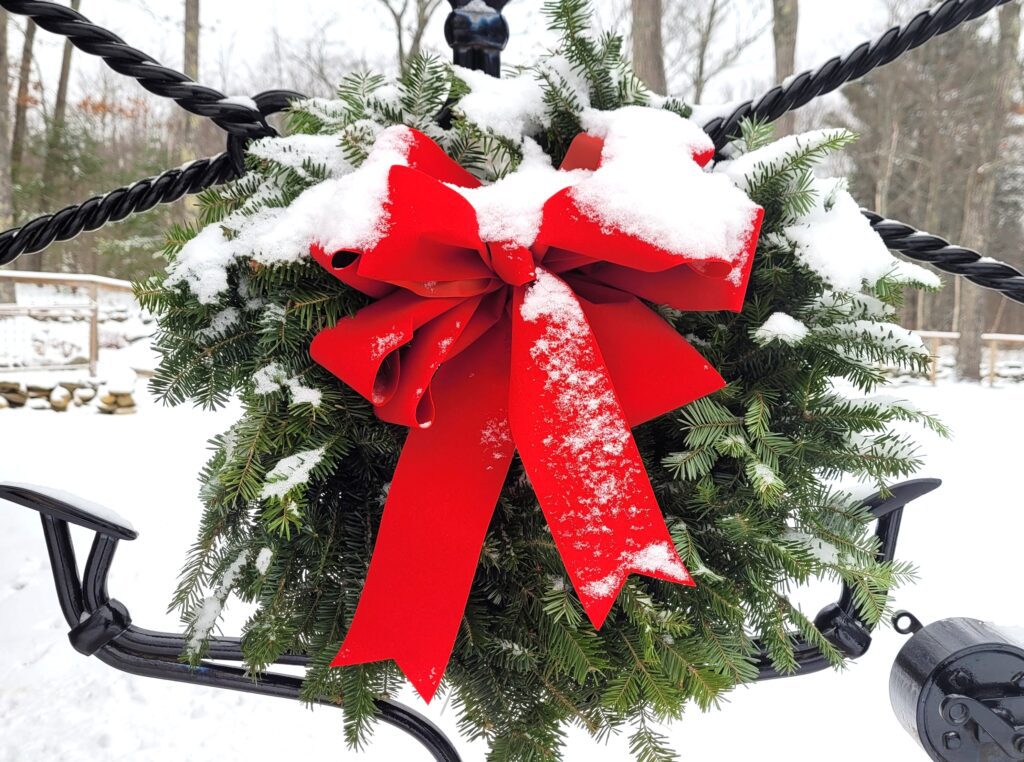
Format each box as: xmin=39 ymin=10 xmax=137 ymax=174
xmin=444 ymin=0 xmax=510 ymax=77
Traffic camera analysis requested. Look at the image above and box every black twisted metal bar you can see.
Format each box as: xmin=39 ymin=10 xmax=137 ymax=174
xmin=0 ymin=1 xmax=271 ymax=138
xmin=0 ymin=0 xmax=1020 ymax=310
xmin=0 ymin=154 xmax=236 ymax=267
xmin=0 ymin=90 xmax=302 ymax=268
xmin=864 ymin=211 xmax=1024 ymax=305
xmin=701 ymin=0 xmax=1014 ymax=151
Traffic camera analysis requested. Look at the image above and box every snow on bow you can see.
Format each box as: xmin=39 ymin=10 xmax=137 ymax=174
xmin=308 ymin=108 xmax=764 ymax=701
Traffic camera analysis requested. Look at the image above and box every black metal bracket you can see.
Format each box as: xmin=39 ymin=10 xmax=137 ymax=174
xmin=755 ymin=478 xmax=941 ymax=679
xmin=69 ymin=599 xmax=132 ymax=656
xmin=0 ymin=483 xmax=462 ymax=762
xmin=941 ymin=694 xmax=1024 ymax=759
xmin=1 ymin=477 xmax=939 ymax=747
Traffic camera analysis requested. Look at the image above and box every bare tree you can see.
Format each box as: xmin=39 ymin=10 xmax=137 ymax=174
xmin=631 ymin=0 xmax=666 ymax=94
xmin=12 ymin=18 xmax=36 ymax=269
xmin=376 ymin=0 xmax=444 ymax=72
xmin=772 ymin=0 xmax=799 ymax=136
xmin=956 ymin=1 xmax=1020 ymax=380
xmin=41 ymin=0 xmax=81 ymax=223
xmin=180 ymin=0 xmax=200 ymax=153
xmin=0 ymin=11 xmax=13 ymax=231
xmin=11 ymin=19 xmax=34 ymax=186
xmin=253 ymin=27 xmax=366 ymax=97
xmin=0 ymin=12 xmax=11 ymax=292
xmin=664 ymin=0 xmax=767 ymax=103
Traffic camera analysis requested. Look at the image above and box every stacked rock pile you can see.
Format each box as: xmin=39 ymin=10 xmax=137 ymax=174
xmin=0 ymin=380 xmax=27 ymax=408
xmin=95 ymin=376 xmax=138 ymax=415
xmin=0 ymin=375 xmax=135 ymax=413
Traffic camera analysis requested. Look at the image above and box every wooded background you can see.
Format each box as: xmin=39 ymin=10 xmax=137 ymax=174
xmin=0 ymin=0 xmax=1020 ymax=380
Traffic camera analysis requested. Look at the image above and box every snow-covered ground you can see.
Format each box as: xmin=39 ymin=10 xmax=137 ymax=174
xmin=1 ymin=369 xmax=1021 ymax=761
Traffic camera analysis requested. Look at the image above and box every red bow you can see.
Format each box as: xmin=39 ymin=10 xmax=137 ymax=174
xmin=309 ymin=125 xmax=763 ymax=701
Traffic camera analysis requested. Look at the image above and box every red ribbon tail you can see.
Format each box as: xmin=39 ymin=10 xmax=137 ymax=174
xmin=331 ymin=322 xmax=515 ymax=702
xmin=575 ymin=535 xmax=696 ymax=630
xmin=509 ymin=270 xmax=692 ymax=631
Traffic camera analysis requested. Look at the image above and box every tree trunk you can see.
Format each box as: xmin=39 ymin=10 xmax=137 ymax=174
xmin=408 ymin=0 xmax=442 ymax=64
xmin=11 ymin=19 xmax=34 ymax=183
xmin=12 ymin=19 xmax=36 ymax=270
xmin=957 ymin=173 xmax=989 ymax=380
xmin=0 ymin=11 xmax=13 ymax=232
xmin=918 ymin=89 xmax=946 ymax=332
xmin=180 ymin=0 xmax=200 ymax=154
xmin=184 ymin=0 xmax=199 ymax=79
xmin=40 ymin=0 xmax=80 ymax=224
xmin=0 ymin=11 xmax=11 ymax=292
xmin=631 ymin=0 xmax=666 ymax=95
xmin=955 ymin=1 xmax=1020 ymax=381
xmin=375 ymin=0 xmax=442 ymax=73
xmin=771 ymin=0 xmax=799 ymax=136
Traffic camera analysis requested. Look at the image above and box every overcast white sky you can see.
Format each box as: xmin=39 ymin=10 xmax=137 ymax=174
xmin=16 ymin=0 xmax=904 ymax=110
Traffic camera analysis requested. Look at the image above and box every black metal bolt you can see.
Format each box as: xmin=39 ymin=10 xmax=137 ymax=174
xmin=948 ymin=668 xmax=973 ymax=692
xmin=1014 ymin=735 xmax=1024 ymax=754
xmin=947 ymin=701 xmax=970 ymax=725
xmin=943 ymin=732 xmax=962 ymax=751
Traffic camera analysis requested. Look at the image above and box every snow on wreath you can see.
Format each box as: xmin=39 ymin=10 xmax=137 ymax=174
xmin=138 ymin=3 xmax=945 ymax=759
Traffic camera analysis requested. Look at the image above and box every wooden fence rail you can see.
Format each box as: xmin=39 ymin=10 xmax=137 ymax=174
xmin=0 ymin=271 xmax=134 ymax=377
xmin=2 ymin=274 xmax=1022 ymax=385
xmin=917 ymin=330 xmax=1024 ymax=385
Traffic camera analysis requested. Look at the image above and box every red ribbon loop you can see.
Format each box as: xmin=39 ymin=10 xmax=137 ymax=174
xmin=309 ymin=126 xmax=764 ymax=701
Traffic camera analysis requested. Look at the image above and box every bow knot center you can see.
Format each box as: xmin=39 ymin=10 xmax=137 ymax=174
xmin=485 ymin=241 xmax=536 ymax=287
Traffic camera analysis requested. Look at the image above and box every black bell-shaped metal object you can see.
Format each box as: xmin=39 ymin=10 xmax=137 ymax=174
xmin=444 ymin=0 xmax=511 ymax=77
xmin=890 ymin=612 xmax=1024 ymax=761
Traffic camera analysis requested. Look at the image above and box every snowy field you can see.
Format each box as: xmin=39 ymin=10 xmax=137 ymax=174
xmin=1 ymin=371 xmax=1021 ymax=761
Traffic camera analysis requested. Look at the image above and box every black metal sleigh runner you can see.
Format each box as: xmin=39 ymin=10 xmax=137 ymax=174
xmin=0 ymin=479 xmax=937 ymax=762
xmin=3 ymin=2 xmax=1024 ymax=761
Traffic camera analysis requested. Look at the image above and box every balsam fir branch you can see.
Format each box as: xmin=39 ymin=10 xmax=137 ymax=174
xmin=135 ymin=2 xmax=946 ymax=760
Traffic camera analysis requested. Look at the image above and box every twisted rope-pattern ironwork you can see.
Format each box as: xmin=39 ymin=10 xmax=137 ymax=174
xmin=0 ymin=0 xmax=1021 ymax=311
xmin=0 ymin=0 xmax=272 ymax=138
xmin=864 ymin=211 xmax=1024 ymax=305
xmin=701 ymin=0 xmax=1013 ymax=151
xmin=0 ymin=154 xmax=238 ymax=267
xmin=0 ymin=88 xmax=303 ymax=267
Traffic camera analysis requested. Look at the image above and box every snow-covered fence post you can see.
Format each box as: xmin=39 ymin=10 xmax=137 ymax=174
xmin=87 ymin=282 xmax=98 ymax=377
xmin=929 ymin=335 xmax=942 ymax=385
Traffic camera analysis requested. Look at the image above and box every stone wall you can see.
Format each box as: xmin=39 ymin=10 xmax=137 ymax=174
xmin=0 ymin=376 xmax=137 ymax=414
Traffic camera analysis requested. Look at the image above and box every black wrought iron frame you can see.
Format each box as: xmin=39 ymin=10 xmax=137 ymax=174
xmin=0 ymin=478 xmax=940 ymax=760
xmin=0 ymin=0 xmax=1021 ymax=305
xmin=0 ymin=483 xmax=463 ymax=762
xmin=0 ymin=0 xmax=1013 ymax=757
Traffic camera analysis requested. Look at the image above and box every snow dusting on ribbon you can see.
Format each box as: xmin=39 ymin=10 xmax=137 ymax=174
xmin=570 ymin=107 xmax=760 ymax=273
xmin=304 ymin=122 xmax=762 ymax=701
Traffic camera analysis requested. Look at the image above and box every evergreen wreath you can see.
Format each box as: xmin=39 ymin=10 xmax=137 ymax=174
xmin=137 ymin=1 xmax=947 ymax=758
